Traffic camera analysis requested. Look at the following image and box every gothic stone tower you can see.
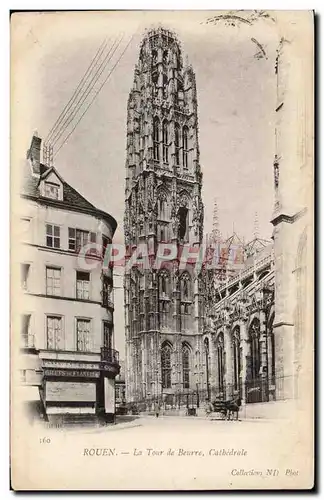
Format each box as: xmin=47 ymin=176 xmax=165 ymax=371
xmin=124 ymin=27 xmax=204 ymax=406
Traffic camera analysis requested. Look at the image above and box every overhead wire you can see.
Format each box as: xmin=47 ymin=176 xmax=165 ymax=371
xmin=54 ymin=33 xmax=135 ymax=157
xmin=51 ymin=34 xmax=124 ymax=150
xmin=45 ymin=37 xmax=108 ymax=145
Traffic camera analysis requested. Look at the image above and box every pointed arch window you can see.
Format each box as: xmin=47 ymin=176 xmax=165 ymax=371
xmin=152 ymin=49 xmax=158 ymax=67
xmin=182 ymin=126 xmax=188 ymax=169
xmin=139 ymin=117 xmax=144 ymax=162
xmin=158 ymin=223 xmax=168 ymax=243
xmin=233 ymin=327 xmax=241 ymax=392
xmin=217 ymin=333 xmax=225 ymax=395
xmin=163 ymin=74 xmax=168 ymax=99
xmin=182 ymin=343 xmax=191 ymax=389
xmin=180 ymin=273 xmax=192 ymax=332
xmin=158 ymin=197 xmax=168 ymax=220
xmin=268 ymin=314 xmax=276 ymax=387
xmin=153 ymin=116 xmax=160 ymax=161
xmin=163 ymin=49 xmax=168 ymax=66
xmin=175 ymin=53 xmax=181 ymax=71
xmin=162 ymin=121 xmax=169 ymax=163
xmin=139 ymin=288 xmax=145 ymax=331
xmin=152 ymin=71 xmax=158 ymax=98
xmin=204 ymin=337 xmax=210 ymax=400
xmin=159 ymin=270 xmax=170 ymax=328
xmin=174 ymin=123 xmax=180 ymax=166
xmin=179 ymin=207 xmax=189 ymax=242
xmin=161 ymin=342 xmax=172 ymax=388
xmin=249 ymin=319 xmax=261 ymax=380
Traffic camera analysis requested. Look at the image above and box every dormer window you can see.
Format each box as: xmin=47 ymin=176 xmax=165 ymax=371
xmin=44 ymin=182 xmax=60 ymax=200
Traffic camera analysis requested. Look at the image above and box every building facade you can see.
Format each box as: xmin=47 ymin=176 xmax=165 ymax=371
xmin=124 ymin=21 xmax=313 ymax=419
xmin=124 ymin=27 xmax=205 ymax=406
xmin=270 ymin=18 xmax=313 ymax=412
xmin=14 ymin=134 xmax=120 ymax=424
xmin=203 ymin=242 xmax=276 ymax=414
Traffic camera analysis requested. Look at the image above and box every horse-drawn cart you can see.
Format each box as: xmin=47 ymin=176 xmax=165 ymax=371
xmin=208 ymin=397 xmax=242 ymax=420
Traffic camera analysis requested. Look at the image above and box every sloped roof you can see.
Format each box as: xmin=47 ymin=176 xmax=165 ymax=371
xmin=21 ymin=159 xmax=117 ymax=233
xmin=225 ymin=231 xmax=245 ymax=248
xmin=244 ymin=237 xmax=272 ymax=258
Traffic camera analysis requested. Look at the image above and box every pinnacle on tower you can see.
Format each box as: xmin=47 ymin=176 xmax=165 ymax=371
xmin=254 ymin=211 xmax=260 ymax=239
xmin=211 ymin=198 xmax=221 ymax=242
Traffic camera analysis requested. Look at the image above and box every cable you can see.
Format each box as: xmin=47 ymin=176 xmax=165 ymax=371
xmin=54 ymin=33 xmax=135 ymax=157
xmin=50 ymin=35 xmax=122 ymax=148
xmin=45 ymin=37 xmax=108 ymax=145
xmin=51 ymin=34 xmax=123 ymax=149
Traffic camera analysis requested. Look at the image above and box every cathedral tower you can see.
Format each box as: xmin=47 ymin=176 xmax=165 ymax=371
xmin=124 ymin=27 xmax=204 ymax=406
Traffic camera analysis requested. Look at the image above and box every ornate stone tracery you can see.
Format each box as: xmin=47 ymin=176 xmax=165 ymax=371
xmin=124 ymin=27 xmax=204 ymax=404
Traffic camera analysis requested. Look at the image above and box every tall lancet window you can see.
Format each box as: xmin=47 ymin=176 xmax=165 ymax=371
xmin=182 ymin=343 xmax=191 ymax=389
xmin=268 ymin=314 xmax=276 ymax=387
xmin=175 ymin=123 xmax=180 ymax=166
xmin=162 ymin=120 xmax=169 ymax=163
xmin=161 ymin=342 xmax=172 ymax=389
xmin=163 ymin=73 xmax=168 ymax=99
xmin=183 ymin=126 xmax=188 ymax=169
xmin=180 ymin=273 xmax=192 ymax=332
xmin=158 ymin=270 xmax=170 ymax=329
xmin=153 ymin=116 xmax=160 ymax=161
xmin=249 ymin=319 xmax=261 ymax=380
xmin=204 ymin=337 xmax=210 ymax=400
xmin=233 ymin=327 xmax=241 ymax=392
xmin=152 ymin=71 xmax=158 ymax=97
xmin=152 ymin=50 xmax=158 ymax=67
xmin=217 ymin=333 xmax=225 ymax=395
xmin=162 ymin=49 xmax=168 ymax=66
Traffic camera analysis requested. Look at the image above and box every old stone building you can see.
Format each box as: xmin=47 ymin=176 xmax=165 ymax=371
xmin=203 ymin=241 xmax=276 ymax=413
xmin=199 ymin=16 xmax=313 ymax=419
xmin=124 ymin=20 xmax=313 ymax=418
xmin=270 ymin=17 xmax=313 ymax=413
xmin=13 ymin=133 xmax=120 ymax=424
xmin=124 ymin=27 xmax=205 ymax=406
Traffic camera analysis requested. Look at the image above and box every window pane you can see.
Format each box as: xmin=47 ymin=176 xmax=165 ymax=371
xmin=77 ymin=271 xmax=90 ymax=281
xmin=77 ymin=319 xmax=91 ymax=351
xmin=46 ymin=236 xmax=52 ymax=247
xmin=47 ymin=316 xmax=62 ymax=350
xmin=54 ymin=226 xmax=60 ymax=237
xmin=46 ymin=224 xmax=52 ymax=235
xmin=53 ymin=237 xmax=60 ymax=248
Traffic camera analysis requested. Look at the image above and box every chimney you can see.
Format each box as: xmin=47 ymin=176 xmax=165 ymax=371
xmin=27 ymin=132 xmax=42 ymax=175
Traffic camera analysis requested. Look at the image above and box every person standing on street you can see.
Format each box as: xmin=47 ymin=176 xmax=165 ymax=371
xmin=154 ymin=401 xmax=160 ymax=418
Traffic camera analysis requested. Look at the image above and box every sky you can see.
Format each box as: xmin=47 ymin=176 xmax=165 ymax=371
xmin=12 ymin=11 xmax=281 ymax=357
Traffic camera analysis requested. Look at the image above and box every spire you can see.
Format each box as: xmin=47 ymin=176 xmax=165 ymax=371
xmin=254 ymin=211 xmax=259 ymax=239
xmin=211 ymin=198 xmax=221 ymax=242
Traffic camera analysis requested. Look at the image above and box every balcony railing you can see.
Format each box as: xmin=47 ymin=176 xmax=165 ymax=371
xmin=102 ymin=292 xmax=114 ymax=310
xmin=101 ymin=347 xmax=119 ymax=365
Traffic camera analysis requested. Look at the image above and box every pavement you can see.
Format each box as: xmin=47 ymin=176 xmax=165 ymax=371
xmin=75 ymin=413 xmax=285 ymax=435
